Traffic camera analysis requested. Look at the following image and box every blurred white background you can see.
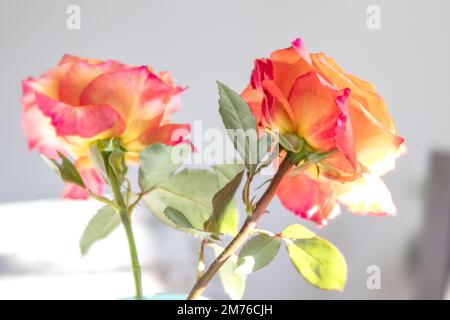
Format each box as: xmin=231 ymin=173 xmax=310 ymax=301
xmin=1 ymin=0 xmax=450 ymax=299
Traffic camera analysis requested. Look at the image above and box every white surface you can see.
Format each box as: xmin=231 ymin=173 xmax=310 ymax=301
xmin=0 ymin=199 xmax=196 ymax=299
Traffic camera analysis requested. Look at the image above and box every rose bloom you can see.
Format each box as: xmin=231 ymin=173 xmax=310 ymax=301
xmin=242 ymin=38 xmax=405 ymax=225
xmin=21 ymin=55 xmax=190 ymax=199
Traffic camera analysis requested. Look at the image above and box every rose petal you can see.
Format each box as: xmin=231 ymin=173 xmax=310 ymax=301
xmin=349 ymin=100 xmax=404 ymax=175
xmin=137 ymin=73 xmax=184 ymax=126
xmin=311 ymin=53 xmax=396 ymax=133
xmin=126 ymin=123 xmax=191 ymax=153
xmin=288 ymin=72 xmax=356 ymax=169
xmin=291 ymin=38 xmax=312 ymax=64
xmin=158 ymin=71 xmax=174 ymax=86
xmin=35 ymin=92 xmax=124 ymax=138
xmin=260 ymin=79 xmax=295 ymax=132
xmin=127 ymin=73 xmax=185 ymax=142
xmin=22 ymin=64 xmax=71 ymax=102
xmin=277 ymin=171 xmax=339 ymax=226
xmin=58 ymin=59 xmax=125 ymax=105
xmin=310 ymin=53 xmax=404 ymax=175
xmin=80 ymin=66 xmax=183 ymax=142
xmin=334 ymin=88 xmax=357 ymax=168
xmin=58 ymin=54 xmax=103 ymax=66
xmin=80 ymin=66 xmax=149 ymax=120
xmin=269 ymin=40 xmax=313 ymax=97
xmin=21 ymin=104 xmax=63 ymax=159
xmin=333 ymin=173 xmax=396 ymax=216
xmin=250 ymin=58 xmax=273 ymax=91
xmin=241 ymin=84 xmax=264 ymax=127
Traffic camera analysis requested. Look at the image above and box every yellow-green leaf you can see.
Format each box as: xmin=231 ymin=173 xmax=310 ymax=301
xmin=236 ymin=234 xmax=281 ymax=274
xmin=206 ymin=170 xmax=244 ymax=235
xmin=286 ymin=237 xmax=347 ymax=291
xmin=281 ymin=224 xmax=315 ymax=239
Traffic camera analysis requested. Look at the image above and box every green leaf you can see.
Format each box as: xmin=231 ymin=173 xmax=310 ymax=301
xmin=209 ymin=164 xmax=245 ymax=236
xmin=213 ymin=164 xmax=245 ymax=236
xmin=164 ymin=207 xmax=211 ymax=239
xmin=236 ymin=234 xmax=281 ymax=274
xmin=216 ymin=200 xmax=239 ymax=236
xmin=164 ymin=207 xmax=195 ymax=228
xmin=286 ymin=237 xmax=347 ymax=291
xmin=51 ymin=152 xmax=85 ymax=187
xmin=80 ymin=206 xmax=121 ymax=256
xmin=143 ymin=169 xmax=218 ymax=230
xmin=217 ymin=82 xmax=258 ymax=174
xmin=213 ymin=163 xmax=246 ymax=187
xmin=139 ymin=143 xmax=190 ymax=193
xmin=206 ymin=170 xmax=244 ymax=235
xmin=281 ymin=224 xmax=315 ymax=239
xmin=209 ymin=243 xmax=247 ymax=300
xmin=144 ymin=165 xmax=245 ymax=238
xmin=278 ymin=133 xmax=304 ymax=153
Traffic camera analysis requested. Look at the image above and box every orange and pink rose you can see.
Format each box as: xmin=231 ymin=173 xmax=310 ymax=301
xmin=21 ymin=55 xmax=190 ymax=199
xmin=242 ymin=38 xmax=405 ymax=225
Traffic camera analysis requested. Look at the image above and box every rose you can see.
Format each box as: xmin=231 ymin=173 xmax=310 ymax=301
xmin=21 ymin=55 xmax=190 ymax=199
xmin=242 ymin=38 xmax=405 ymax=225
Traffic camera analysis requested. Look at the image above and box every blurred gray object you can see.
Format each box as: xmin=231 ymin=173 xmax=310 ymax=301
xmin=416 ymin=152 xmax=450 ymax=299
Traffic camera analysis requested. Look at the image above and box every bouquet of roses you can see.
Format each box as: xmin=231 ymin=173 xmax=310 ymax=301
xmin=20 ymin=38 xmax=404 ymax=299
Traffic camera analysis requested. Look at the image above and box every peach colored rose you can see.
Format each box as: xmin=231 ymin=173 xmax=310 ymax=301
xmin=21 ymin=55 xmax=190 ymax=199
xmin=242 ymin=38 xmax=405 ymax=225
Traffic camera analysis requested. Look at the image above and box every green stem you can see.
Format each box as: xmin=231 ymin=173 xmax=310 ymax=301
xmin=120 ymin=209 xmax=143 ymax=299
xmin=107 ymin=166 xmax=143 ymax=300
